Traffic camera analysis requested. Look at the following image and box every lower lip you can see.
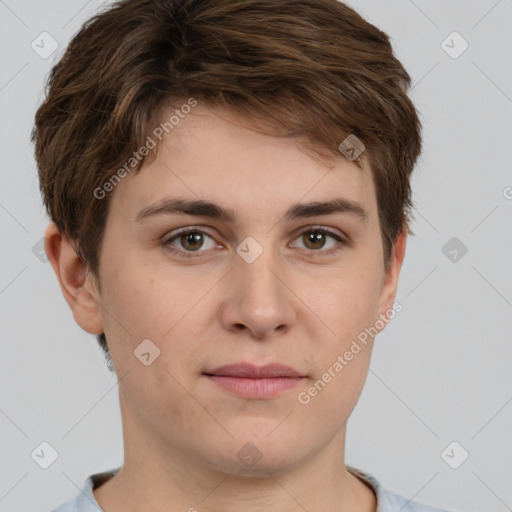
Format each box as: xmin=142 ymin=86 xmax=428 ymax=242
xmin=205 ymin=375 xmax=304 ymax=399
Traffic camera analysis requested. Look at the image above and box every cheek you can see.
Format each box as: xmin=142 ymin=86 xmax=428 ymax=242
xmin=104 ymin=271 xmax=211 ymax=381
xmin=315 ymin=266 xmax=382 ymax=341
xmin=102 ymin=260 xmax=181 ymax=336
xmin=103 ymin=271 xmax=203 ymax=432
xmin=304 ymin=262 xmax=382 ymax=416
xmin=117 ymin=359 xmax=202 ymax=446
xmin=305 ymin=354 xmax=372 ymax=427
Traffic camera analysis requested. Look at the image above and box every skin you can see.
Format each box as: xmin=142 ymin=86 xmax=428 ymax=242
xmin=45 ymin=102 xmax=406 ymax=512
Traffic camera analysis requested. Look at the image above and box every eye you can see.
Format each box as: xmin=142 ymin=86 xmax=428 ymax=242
xmin=290 ymin=227 xmax=346 ymax=255
xmin=163 ymin=226 xmax=347 ymax=259
xmin=163 ymin=228 xmax=218 ymax=257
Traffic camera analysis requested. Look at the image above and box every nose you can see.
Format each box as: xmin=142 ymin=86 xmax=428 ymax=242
xmin=219 ymin=242 xmax=297 ymax=341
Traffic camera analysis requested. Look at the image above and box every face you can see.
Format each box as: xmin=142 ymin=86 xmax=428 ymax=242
xmin=49 ymin=102 xmax=405 ymax=477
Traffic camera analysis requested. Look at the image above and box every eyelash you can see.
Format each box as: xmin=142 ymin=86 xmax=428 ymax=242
xmin=162 ymin=226 xmax=347 ymax=259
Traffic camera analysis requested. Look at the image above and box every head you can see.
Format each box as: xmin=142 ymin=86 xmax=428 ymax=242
xmin=34 ymin=0 xmax=421 ymax=476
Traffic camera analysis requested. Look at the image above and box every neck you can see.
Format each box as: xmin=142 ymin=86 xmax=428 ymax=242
xmin=93 ymin=394 xmax=376 ymax=512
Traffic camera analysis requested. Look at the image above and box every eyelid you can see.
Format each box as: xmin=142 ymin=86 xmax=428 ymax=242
xmin=163 ymin=226 xmax=218 ymax=247
xmin=291 ymin=224 xmax=346 ymax=241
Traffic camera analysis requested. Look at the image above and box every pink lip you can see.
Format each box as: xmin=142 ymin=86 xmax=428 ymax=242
xmin=204 ymin=363 xmax=305 ymax=399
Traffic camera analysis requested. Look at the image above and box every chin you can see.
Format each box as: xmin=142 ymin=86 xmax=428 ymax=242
xmin=203 ymin=435 xmax=308 ymax=478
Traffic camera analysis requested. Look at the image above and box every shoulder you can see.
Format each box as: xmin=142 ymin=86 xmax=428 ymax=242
xmin=347 ymin=466 xmax=452 ymax=512
xmin=49 ymin=488 xmax=91 ymax=512
xmin=49 ymin=467 xmax=120 ymax=512
xmin=377 ymin=487 xmax=450 ymax=512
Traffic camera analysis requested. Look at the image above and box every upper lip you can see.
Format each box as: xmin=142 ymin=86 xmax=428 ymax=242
xmin=204 ymin=363 xmax=304 ymax=378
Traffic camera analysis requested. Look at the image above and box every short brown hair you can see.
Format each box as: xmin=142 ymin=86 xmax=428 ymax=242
xmin=32 ymin=0 xmax=422 ymax=366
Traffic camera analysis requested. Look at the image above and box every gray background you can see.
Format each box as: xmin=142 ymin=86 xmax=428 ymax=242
xmin=1 ymin=0 xmax=511 ymax=510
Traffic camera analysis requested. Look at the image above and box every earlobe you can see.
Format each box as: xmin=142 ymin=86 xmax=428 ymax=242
xmin=44 ymin=222 xmax=104 ymax=335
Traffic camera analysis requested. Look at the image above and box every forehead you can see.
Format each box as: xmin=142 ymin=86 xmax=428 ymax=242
xmin=108 ymin=103 xmax=378 ymax=224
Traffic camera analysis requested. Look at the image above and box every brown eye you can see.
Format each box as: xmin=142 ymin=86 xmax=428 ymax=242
xmin=291 ymin=228 xmax=346 ymax=256
xmin=164 ymin=228 xmax=217 ymax=257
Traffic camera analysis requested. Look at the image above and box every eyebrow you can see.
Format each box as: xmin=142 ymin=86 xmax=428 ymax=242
xmin=135 ymin=197 xmax=368 ymax=224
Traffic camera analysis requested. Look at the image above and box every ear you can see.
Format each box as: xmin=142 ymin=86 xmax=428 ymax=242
xmin=44 ymin=222 xmax=104 ymax=335
xmin=376 ymin=229 xmax=407 ymax=324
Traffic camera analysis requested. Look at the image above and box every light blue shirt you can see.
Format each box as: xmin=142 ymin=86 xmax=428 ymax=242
xmin=50 ymin=465 xmax=450 ymax=511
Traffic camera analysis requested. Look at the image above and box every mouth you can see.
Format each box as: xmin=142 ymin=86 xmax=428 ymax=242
xmin=203 ymin=363 xmax=306 ymax=399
